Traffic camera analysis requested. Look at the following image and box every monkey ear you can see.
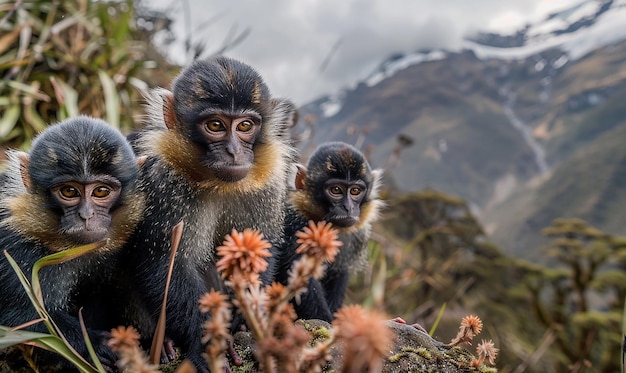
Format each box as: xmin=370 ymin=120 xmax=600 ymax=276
xmin=369 ymin=169 xmax=384 ymax=197
xmin=16 ymin=152 xmax=32 ymax=191
xmin=136 ymin=155 xmax=147 ymax=168
xmin=294 ymin=164 xmax=307 ymax=190
xmin=271 ymin=98 xmax=299 ymax=133
xmin=161 ymin=90 xmax=177 ymax=130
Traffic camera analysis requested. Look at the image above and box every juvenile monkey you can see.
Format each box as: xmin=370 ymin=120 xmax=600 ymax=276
xmin=116 ymin=55 xmax=296 ymax=370
xmin=276 ymin=141 xmax=383 ymax=321
xmin=0 ymin=116 xmax=144 ymax=369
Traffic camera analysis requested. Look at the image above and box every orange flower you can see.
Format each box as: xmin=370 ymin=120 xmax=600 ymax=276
xmin=450 ymin=314 xmax=483 ymax=346
xmin=199 ymin=290 xmax=230 ymax=314
xmin=108 ymin=326 xmax=158 ymax=372
xmin=108 ymin=325 xmax=141 ymax=351
xmin=266 ymin=282 xmax=287 ymax=301
xmin=333 ymin=305 xmax=393 ymax=372
xmin=295 ymin=221 xmax=342 ymax=262
xmin=476 ymin=339 xmax=499 ymax=366
xmin=216 ymin=228 xmax=272 ymax=279
xmin=461 ymin=314 xmax=483 ymax=336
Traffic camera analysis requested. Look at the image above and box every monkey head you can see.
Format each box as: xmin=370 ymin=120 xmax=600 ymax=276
xmin=293 ymin=142 xmax=382 ymax=230
xmin=6 ymin=116 xmax=143 ymax=248
xmin=169 ymin=56 xmax=272 ymax=182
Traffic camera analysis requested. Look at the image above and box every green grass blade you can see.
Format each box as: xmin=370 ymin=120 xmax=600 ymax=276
xmin=0 ymin=326 xmax=98 ymax=373
xmin=31 ymin=240 xmax=107 ymax=305
xmin=98 ymin=70 xmax=120 ymax=128
xmin=0 ymin=326 xmax=50 ymax=349
xmin=0 ymin=104 xmax=20 ymax=138
xmin=429 ymin=302 xmax=447 ymax=337
xmin=3 ymin=250 xmax=46 ymax=315
xmin=78 ymin=309 xmax=107 ymax=373
xmin=49 ymin=77 xmax=79 ymax=120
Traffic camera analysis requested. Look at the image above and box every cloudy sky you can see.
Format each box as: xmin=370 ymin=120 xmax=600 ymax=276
xmin=147 ymin=0 xmax=581 ymax=105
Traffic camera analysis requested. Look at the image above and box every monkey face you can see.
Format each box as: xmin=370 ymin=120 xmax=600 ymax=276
xmin=293 ymin=141 xmax=379 ymax=230
xmin=321 ymin=179 xmax=367 ymax=228
xmin=51 ymin=179 xmax=122 ymax=244
xmin=169 ymin=56 xmax=272 ymax=184
xmin=192 ymin=113 xmax=262 ymax=182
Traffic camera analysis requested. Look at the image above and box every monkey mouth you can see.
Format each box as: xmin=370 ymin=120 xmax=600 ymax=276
xmin=64 ymin=228 xmax=109 ymax=245
xmin=329 ymin=216 xmax=358 ymax=228
xmin=212 ymin=164 xmax=251 ymax=182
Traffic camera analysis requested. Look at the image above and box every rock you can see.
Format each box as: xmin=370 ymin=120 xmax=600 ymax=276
xmin=229 ymin=319 xmax=497 ymax=373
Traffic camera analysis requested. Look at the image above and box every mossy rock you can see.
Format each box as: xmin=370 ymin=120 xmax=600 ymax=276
xmin=228 ymin=319 xmax=497 ymax=373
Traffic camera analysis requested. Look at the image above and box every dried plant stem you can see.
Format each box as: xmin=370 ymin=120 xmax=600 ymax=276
xmin=227 ymin=276 xmax=276 ymax=372
xmin=230 ymin=279 xmax=266 ymax=341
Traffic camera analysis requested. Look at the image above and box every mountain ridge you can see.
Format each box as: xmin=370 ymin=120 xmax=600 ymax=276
xmin=295 ymin=0 xmax=626 ymax=257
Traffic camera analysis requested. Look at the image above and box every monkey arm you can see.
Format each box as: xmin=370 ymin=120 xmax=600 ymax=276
xmin=293 ymin=278 xmax=334 ymax=322
xmin=320 ymin=265 xmax=350 ymax=315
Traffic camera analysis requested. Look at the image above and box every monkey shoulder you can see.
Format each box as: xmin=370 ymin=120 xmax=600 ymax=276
xmin=333 ymin=228 xmax=370 ymax=271
xmin=283 ymin=206 xmax=309 ymax=238
xmin=124 ymin=156 xmax=219 ymax=262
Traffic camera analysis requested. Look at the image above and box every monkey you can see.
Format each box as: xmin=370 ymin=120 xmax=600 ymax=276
xmin=0 ymin=116 xmax=145 ymax=370
xmin=114 ymin=55 xmax=297 ymax=370
xmin=275 ymin=141 xmax=383 ymax=322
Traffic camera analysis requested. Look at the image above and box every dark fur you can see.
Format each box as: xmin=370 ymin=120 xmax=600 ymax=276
xmin=276 ymin=142 xmax=382 ymax=321
xmin=116 ymin=56 xmax=296 ymax=370
xmin=0 ymin=116 xmax=143 ymax=370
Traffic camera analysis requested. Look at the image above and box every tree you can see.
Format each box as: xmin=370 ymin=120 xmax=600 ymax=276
xmin=517 ymin=218 xmax=626 ymax=372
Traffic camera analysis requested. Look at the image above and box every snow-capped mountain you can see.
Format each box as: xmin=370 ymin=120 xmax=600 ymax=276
xmin=313 ymin=0 xmax=626 ymax=120
xmin=296 ymin=0 xmax=626 ymax=258
xmin=465 ymin=0 xmax=626 ymax=60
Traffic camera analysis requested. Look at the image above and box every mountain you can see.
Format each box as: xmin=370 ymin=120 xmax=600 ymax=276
xmin=295 ymin=0 xmax=626 ymax=259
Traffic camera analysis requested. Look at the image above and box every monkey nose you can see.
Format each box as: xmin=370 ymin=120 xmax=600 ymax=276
xmin=79 ymin=209 xmax=94 ymax=220
xmin=78 ymin=203 xmax=95 ymax=221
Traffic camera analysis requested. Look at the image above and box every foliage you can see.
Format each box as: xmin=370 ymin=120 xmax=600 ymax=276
xmin=0 ymin=241 xmax=109 ymax=373
xmin=515 ymin=218 xmax=626 ymax=372
xmin=370 ymin=188 xmax=501 ymax=322
xmin=0 ymin=0 xmax=173 ymax=149
xmin=349 ymin=188 xmax=517 ymax=369
xmin=365 ymin=190 xmax=626 ymax=372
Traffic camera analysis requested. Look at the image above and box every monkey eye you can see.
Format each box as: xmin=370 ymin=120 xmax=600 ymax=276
xmin=59 ymin=185 xmax=80 ymax=199
xmin=329 ymin=185 xmax=343 ymax=195
xmin=349 ymin=187 xmax=363 ymax=196
xmin=92 ymin=186 xmax=112 ymax=198
xmin=205 ymin=120 xmax=224 ymax=132
xmin=237 ymin=120 xmax=254 ymax=132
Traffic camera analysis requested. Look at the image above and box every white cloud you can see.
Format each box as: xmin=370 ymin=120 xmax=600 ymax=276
xmin=146 ymin=0 xmax=585 ymax=105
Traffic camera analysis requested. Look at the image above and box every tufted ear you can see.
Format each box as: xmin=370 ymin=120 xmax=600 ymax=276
xmin=17 ymin=152 xmax=31 ymax=191
xmin=294 ymin=164 xmax=308 ymax=190
xmin=369 ymin=169 xmax=384 ymax=198
xmin=270 ymin=98 xmax=298 ymax=138
xmin=161 ymin=90 xmax=177 ymax=130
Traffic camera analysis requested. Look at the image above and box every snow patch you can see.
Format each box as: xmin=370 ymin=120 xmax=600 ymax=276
xmin=528 ymin=0 xmax=601 ymax=37
xmin=366 ymin=50 xmax=447 ymax=87
xmin=535 ymin=60 xmax=546 ymax=71
xmin=320 ymin=94 xmax=344 ymax=118
xmin=464 ymin=3 xmax=626 ymax=62
xmin=553 ymin=54 xmax=569 ymax=68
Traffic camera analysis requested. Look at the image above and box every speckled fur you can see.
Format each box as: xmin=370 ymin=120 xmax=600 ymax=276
xmin=277 ymin=142 xmax=383 ymax=322
xmin=0 ymin=117 xmax=144 ymax=370
xmin=117 ymin=56 xmax=297 ymax=371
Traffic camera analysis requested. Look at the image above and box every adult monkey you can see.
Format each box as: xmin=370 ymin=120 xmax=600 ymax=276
xmin=119 ymin=56 xmax=297 ymax=370
xmin=0 ymin=116 xmax=145 ymax=370
xmin=276 ymin=141 xmax=383 ymax=321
